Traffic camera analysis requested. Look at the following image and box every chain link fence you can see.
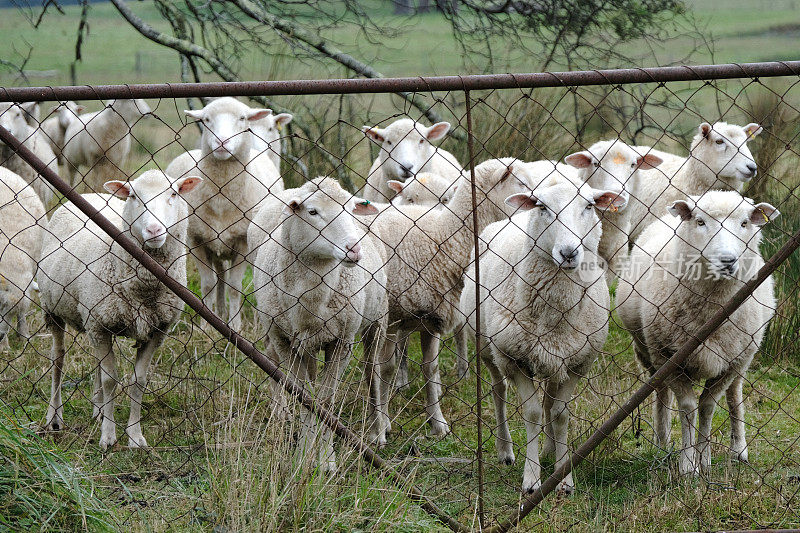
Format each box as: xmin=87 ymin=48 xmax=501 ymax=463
xmin=0 ymin=61 xmax=798 ymax=531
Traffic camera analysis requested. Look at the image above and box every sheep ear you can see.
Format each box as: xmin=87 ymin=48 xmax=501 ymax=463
xmin=352 ymin=198 xmax=379 ymax=216
xmin=564 ymin=151 xmax=594 ymax=169
xmin=505 ymin=192 xmax=538 ymax=211
xmin=699 ymin=122 xmax=713 ymax=139
xmin=636 ymin=153 xmax=663 ymax=170
xmin=104 ymin=180 xmax=133 ymax=198
xmin=750 ymin=202 xmax=779 ymax=226
xmin=74 ymin=104 xmax=86 ymax=114
xmin=593 ymin=190 xmax=628 ymax=210
xmin=668 ymin=200 xmax=694 ymax=221
xmin=744 ymin=123 xmax=763 ymax=139
xmin=362 ymin=126 xmax=386 ymax=143
xmin=425 ymin=122 xmax=451 ymax=142
xmin=387 ymin=180 xmax=404 ymax=193
xmin=184 ymin=109 xmax=204 ymax=120
xmin=21 ymin=102 xmax=39 ymax=117
xmin=283 ymin=197 xmax=304 ymax=215
xmin=499 ymin=164 xmax=514 ymax=181
xmin=174 ymin=176 xmax=203 ymax=195
xmin=247 ymin=108 xmax=273 ymax=122
xmin=275 ymin=113 xmax=293 ymax=127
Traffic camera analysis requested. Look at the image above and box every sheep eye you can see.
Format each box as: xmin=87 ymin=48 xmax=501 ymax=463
xmin=715 ymin=139 xmax=724 ymax=145
xmin=407 ymin=199 xmax=414 ymax=204
xmin=308 ymin=209 xmax=318 ymax=216
xmin=386 ymin=140 xmax=392 ymax=146
xmin=419 ymin=139 xmax=425 ymax=144
xmin=539 ymin=205 xmax=548 ymax=213
xmin=741 ymin=219 xmax=748 ymax=227
xmin=697 ymin=219 xmax=705 ymax=226
xmin=631 ymin=162 xmax=636 ymax=168
xmin=585 ymin=203 xmax=593 ymax=210
xmin=593 ymin=162 xmax=600 ymax=168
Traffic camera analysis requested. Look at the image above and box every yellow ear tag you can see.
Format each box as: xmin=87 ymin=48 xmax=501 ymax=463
xmin=609 ymin=204 xmax=619 ymax=213
xmin=277 ymin=124 xmax=282 ymax=131
xmin=761 ymin=210 xmax=769 ymax=223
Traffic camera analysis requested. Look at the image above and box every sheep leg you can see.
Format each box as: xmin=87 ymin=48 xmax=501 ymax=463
xmin=653 ymin=381 xmax=674 ymax=449
xmin=550 ymin=374 xmax=581 ymax=495
xmin=227 ymin=252 xmax=247 ymax=331
xmin=420 ymin=330 xmax=449 ymax=436
xmin=15 ymin=302 xmax=29 ymax=340
xmin=91 ymin=366 xmax=102 ymax=420
xmin=670 ymin=377 xmax=699 ymax=475
xmin=126 ymin=332 xmax=165 ymax=448
xmin=455 ymin=325 xmax=469 ymax=381
xmin=511 ymin=373 xmax=542 ymax=494
xmin=697 ymin=374 xmax=730 ymax=471
xmin=726 ymin=375 xmax=749 ymax=463
xmin=483 ymin=346 xmax=514 ymax=465
xmin=375 ymin=334 xmax=398 ymax=437
xmin=395 ymin=336 xmax=411 ymax=390
xmin=311 ymin=339 xmax=353 ymax=472
xmin=96 ymin=335 xmax=118 ymax=451
xmin=541 ymin=380 xmax=558 ymax=459
xmin=363 ymin=322 xmax=388 ymax=447
xmin=44 ymin=316 xmax=66 ymax=431
xmin=213 ymin=259 xmax=228 ymax=323
xmin=193 ymin=246 xmax=219 ymax=322
xmin=264 ymin=342 xmax=290 ymax=421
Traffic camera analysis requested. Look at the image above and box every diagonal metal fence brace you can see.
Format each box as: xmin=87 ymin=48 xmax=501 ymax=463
xmin=486 ymin=226 xmax=800 ymax=532
xmin=0 ymin=124 xmax=468 ymax=533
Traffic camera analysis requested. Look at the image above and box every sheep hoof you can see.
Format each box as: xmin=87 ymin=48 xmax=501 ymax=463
xmin=731 ymin=448 xmax=749 ymax=464
xmin=429 ymin=420 xmax=450 ymax=437
xmin=44 ymin=418 xmax=64 ymax=432
xmin=499 ymin=454 xmax=515 ymax=466
xmin=522 ymin=479 xmax=541 ymax=495
xmin=557 ymin=481 xmax=575 ymax=496
xmin=127 ymin=434 xmax=149 ymax=449
xmin=99 ymin=434 xmax=118 ymax=452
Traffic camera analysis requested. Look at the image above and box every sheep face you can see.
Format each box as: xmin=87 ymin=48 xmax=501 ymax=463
xmin=54 ymin=101 xmax=85 ymax=129
xmin=565 ymin=140 xmax=663 ymax=197
xmin=668 ymin=191 xmax=778 ymax=279
xmin=104 ymin=170 xmax=203 ymax=249
xmin=0 ymin=103 xmax=31 ymax=140
xmin=185 ymin=97 xmax=271 ymax=161
xmin=363 ymin=119 xmax=451 ymax=181
xmin=108 ymin=99 xmax=153 ymax=123
xmin=281 ymin=187 xmax=378 ymax=266
xmin=388 ymin=173 xmax=454 ymax=206
xmin=693 ymin=122 xmax=762 ymax=183
xmin=505 ymin=183 xmax=627 ymax=270
xmin=250 ymin=111 xmax=292 ymax=153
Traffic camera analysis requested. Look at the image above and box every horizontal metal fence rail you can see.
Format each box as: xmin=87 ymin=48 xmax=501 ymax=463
xmin=0 ymin=60 xmax=797 ymax=101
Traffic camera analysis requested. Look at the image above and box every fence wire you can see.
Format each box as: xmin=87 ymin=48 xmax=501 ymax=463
xmin=0 ymin=62 xmax=798 ymax=532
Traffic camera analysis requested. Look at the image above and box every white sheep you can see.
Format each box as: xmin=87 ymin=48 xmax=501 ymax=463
xmin=20 ymin=102 xmax=40 ymax=127
xmin=0 ymin=102 xmax=59 ymax=207
xmin=40 ymin=101 xmax=85 ymax=167
xmin=250 ymin=177 xmax=388 ymax=469
xmin=165 ymin=97 xmax=280 ymax=331
xmin=39 ymin=169 xmax=203 ymax=450
xmin=61 ymin=99 xmax=153 ymax=191
xmin=616 ymin=190 xmax=777 ymax=475
xmin=628 ymin=121 xmax=762 ymax=242
xmin=460 ymin=179 xmax=624 ymax=494
xmin=564 ymin=140 xmax=662 ymax=283
xmin=0 ymin=167 xmax=44 ymax=348
xmin=249 ymin=109 xmax=293 ymax=173
xmin=361 ymin=118 xmax=462 ymax=203
xmin=388 ymin=172 xmax=457 ymax=207
xmin=365 ymin=158 xmax=533 ymax=436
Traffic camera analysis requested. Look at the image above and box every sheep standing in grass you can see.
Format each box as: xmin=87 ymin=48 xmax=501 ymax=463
xmin=366 ymin=158 xmax=532 ymax=436
xmin=460 ymin=179 xmax=623 ymax=494
xmin=361 ymin=119 xmax=462 ymax=203
xmin=61 ymin=99 xmax=153 ymax=191
xmin=250 ymin=109 xmax=293 ymax=173
xmin=40 ymin=101 xmax=85 ymax=167
xmin=628 ymin=122 xmax=761 ymax=242
xmin=165 ymin=97 xmax=279 ymax=330
xmin=39 ymin=170 xmax=203 ymax=450
xmin=0 ymin=102 xmax=59 ymax=207
xmin=616 ymin=191 xmax=777 ymax=475
xmin=564 ymin=140 xmax=662 ymax=283
xmin=0 ymin=167 xmax=45 ymax=348
xmin=250 ymin=177 xmax=388 ymax=468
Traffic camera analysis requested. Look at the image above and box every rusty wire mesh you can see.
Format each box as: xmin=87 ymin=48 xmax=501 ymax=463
xmin=0 ymin=63 xmax=798 ymax=532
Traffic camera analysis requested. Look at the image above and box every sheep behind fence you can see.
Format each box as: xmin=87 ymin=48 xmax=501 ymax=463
xmin=0 ymin=63 xmax=798 ymax=532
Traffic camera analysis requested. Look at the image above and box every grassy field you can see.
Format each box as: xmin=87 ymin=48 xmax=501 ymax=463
xmin=0 ymin=1 xmax=799 ymax=532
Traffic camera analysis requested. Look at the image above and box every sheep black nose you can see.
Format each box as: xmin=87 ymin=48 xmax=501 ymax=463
xmin=560 ymin=247 xmax=579 ymax=261
xmin=746 ymin=163 xmax=757 ymax=175
xmin=719 ymin=255 xmax=737 ymax=266
xmin=400 ymin=166 xmax=413 ymax=179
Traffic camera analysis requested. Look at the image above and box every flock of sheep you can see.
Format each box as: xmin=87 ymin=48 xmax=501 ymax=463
xmin=0 ymin=95 xmax=780 ymax=495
